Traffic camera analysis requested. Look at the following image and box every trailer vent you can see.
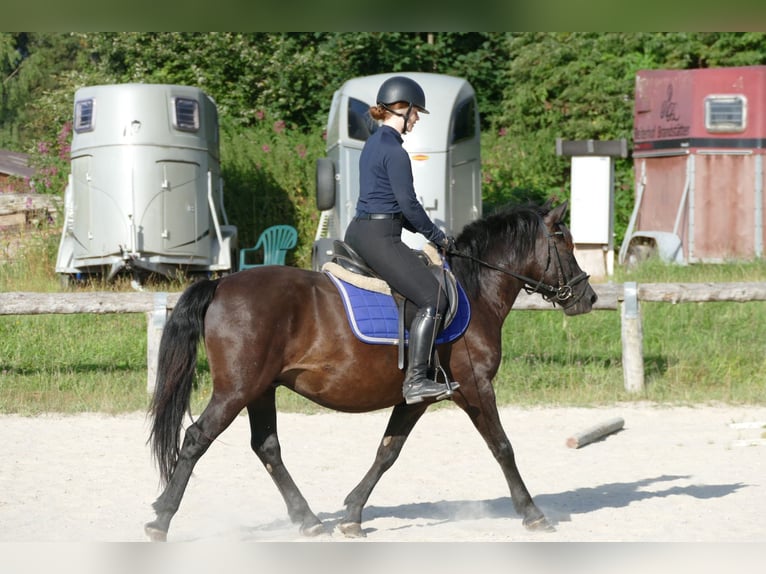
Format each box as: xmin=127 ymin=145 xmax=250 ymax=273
xmin=173 ymin=97 xmax=200 ymax=132
xmin=705 ymin=95 xmax=747 ymax=133
xmin=74 ymin=99 xmax=94 ymax=133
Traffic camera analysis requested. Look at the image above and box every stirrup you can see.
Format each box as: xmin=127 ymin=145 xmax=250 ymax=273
xmin=433 ymin=363 xmax=460 ymax=394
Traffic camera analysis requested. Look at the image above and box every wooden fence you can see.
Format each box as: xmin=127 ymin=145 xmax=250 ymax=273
xmin=3 ymin=282 xmax=766 ymax=393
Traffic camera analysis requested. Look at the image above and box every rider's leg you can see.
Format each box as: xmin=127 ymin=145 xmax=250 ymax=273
xmin=402 ymin=306 xmax=453 ymax=404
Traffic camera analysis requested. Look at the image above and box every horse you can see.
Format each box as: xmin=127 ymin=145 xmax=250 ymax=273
xmin=144 ymin=201 xmax=597 ymax=541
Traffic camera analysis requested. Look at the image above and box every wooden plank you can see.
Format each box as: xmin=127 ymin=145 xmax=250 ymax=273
xmin=566 ymin=417 xmax=625 ymax=449
xmin=638 ymin=282 xmax=766 ymax=303
xmin=0 ymin=291 xmax=181 ymax=315
xmin=3 ymin=282 xmax=764 ymax=316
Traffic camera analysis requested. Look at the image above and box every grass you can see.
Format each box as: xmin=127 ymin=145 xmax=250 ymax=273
xmin=495 ymin=301 xmax=766 ymax=406
xmin=2 ymin=227 xmax=766 ymax=414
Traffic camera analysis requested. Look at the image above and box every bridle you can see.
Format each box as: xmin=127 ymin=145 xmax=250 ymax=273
xmin=448 ymin=230 xmax=590 ymax=309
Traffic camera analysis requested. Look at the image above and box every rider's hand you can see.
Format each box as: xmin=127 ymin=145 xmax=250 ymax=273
xmin=440 ymin=235 xmax=457 ymax=253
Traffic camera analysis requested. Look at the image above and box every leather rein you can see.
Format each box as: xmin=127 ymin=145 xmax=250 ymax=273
xmin=448 ymin=231 xmax=589 ymax=308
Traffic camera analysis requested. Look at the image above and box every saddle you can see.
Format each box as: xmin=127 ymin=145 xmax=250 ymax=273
xmin=322 ymin=240 xmax=467 ymax=369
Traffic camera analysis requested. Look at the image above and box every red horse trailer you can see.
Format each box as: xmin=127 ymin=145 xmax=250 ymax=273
xmin=620 ymin=66 xmax=766 ymax=265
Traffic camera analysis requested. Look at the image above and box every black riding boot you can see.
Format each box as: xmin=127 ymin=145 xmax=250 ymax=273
xmin=402 ymin=307 xmax=454 ymax=405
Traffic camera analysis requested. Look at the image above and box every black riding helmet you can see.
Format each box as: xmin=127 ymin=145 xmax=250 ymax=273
xmin=376 ymin=76 xmax=429 ymax=134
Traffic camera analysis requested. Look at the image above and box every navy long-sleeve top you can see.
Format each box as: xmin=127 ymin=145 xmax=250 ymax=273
xmin=356 ymin=125 xmax=446 ymax=246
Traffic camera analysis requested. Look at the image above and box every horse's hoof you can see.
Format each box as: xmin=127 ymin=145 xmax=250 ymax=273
xmin=523 ymin=516 xmax=556 ymax=532
xmin=338 ymin=522 xmax=366 ymax=538
xmin=300 ymin=522 xmax=328 ymax=537
xmin=144 ymin=523 xmax=168 ymax=542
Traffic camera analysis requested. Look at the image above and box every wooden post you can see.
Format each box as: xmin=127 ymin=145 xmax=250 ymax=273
xmin=146 ymin=292 xmax=168 ymax=394
xmin=621 ymin=282 xmax=644 ymax=393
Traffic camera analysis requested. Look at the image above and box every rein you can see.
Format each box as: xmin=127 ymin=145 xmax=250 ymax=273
xmin=448 ymin=231 xmax=589 ymax=307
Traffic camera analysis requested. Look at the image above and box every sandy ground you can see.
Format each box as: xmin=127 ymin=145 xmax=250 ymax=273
xmin=0 ymin=403 xmax=764 ymax=544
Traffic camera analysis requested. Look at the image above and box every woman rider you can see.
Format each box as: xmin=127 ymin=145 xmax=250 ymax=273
xmin=344 ymin=76 xmax=457 ymax=405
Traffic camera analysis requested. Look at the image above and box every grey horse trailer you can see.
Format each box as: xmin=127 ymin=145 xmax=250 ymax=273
xmin=312 ymin=72 xmax=482 ymax=270
xmin=55 ymin=83 xmax=237 ymax=286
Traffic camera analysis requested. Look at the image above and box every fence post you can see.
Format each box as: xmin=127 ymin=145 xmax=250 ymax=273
xmin=146 ymin=292 xmax=168 ymax=394
xmin=620 ymin=281 xmax=644 ymax=393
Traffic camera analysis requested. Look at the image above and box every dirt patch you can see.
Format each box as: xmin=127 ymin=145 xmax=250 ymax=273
xmin=0 ymin=403 xmax=764 ymax=542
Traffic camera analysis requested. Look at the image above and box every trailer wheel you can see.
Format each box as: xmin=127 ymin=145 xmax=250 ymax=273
xmin=315 ymin=158 xmax=336 ymax=211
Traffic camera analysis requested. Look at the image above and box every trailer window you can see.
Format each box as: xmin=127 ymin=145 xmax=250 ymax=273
xmin=451 ymin=97 xmax=477 ymax=144
xmin=74 ymin=99 xmax=94 ymax=133
xmin=705 ymin=95 xmax=746 ymax=133
xmin=173 ymin=97 xmax=200 ymax=132
xmin=347 ymin=97 xmax=377 ymax=141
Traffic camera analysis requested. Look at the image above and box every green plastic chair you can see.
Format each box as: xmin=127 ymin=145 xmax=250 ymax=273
xmin=239 ymin=224 xmax=298 ymax=269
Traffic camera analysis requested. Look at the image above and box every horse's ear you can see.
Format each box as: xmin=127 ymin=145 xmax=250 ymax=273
xmin=544 ymin=200 xmax=568 ymax=226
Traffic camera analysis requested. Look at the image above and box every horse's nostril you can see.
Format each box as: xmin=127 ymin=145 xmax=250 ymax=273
xmin=590 ymin=293 xmax=598 ymax=305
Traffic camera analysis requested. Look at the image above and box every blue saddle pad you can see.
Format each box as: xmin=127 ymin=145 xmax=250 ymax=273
xmin=325 ymin=271 xmax=471 ymax=345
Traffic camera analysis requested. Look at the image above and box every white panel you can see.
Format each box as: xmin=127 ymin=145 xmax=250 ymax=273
xmin=570 ymin=156 xmax=613 ymax=245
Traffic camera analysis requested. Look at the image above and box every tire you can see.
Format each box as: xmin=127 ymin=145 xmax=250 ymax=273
xmin=315 ymin=158 xmax=336 ymax=211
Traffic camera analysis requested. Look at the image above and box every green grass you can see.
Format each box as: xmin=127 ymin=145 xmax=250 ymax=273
xmin=2 ymin=231 xmax=766 ymax=414
xmin=495 ymin=301 xmax=766 ymax=406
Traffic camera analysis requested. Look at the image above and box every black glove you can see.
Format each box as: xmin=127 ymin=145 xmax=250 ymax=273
xmin=440 ymin=235 xmax=457 ymax=253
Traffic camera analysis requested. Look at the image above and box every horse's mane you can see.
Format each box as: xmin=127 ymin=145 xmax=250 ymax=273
xmin=450 ymin=202 xmax=549 ymax=299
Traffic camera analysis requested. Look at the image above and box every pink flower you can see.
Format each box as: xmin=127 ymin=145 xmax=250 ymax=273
xmin=58 ymin=122 xmax=72 ymax=143
xmin=255 ymin=110 xmax=265 ymax=120
xmin=498 ymin=127 xmax=507 ymax=137
xmin=273 ymin=120 xmax=285 ymax=134
xmin=295 ymin=144 xmax=307 ymax=159
xmin=262 ymin=144 xmax=271 ymax=153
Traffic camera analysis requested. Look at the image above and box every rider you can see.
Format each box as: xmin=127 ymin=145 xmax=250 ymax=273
xmin=344 ymin=75 xmax=457 ymax=405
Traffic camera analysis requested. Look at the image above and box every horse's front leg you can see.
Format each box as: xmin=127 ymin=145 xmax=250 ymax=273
xmin=339 ymin=401 xmax=429 ymax=538
xmin=455 ymin=378 xmax=555 ymax=532
xmin=247 ymin=389 xmax=326 ymax=536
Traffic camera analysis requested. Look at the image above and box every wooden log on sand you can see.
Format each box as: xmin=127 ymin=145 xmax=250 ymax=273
xmin=566 ymin=417 xmax=625 ymax=449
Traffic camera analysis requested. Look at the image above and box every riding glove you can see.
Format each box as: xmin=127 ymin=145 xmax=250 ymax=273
xmin=440 ymin=235 xmax=457 ymax=253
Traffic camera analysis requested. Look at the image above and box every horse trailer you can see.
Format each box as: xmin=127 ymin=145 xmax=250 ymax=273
xmin=621 ymin=66 xmax=766 ymax=265
xmin=55 ymin=83 xmax=237 ymax=285
xmin=312 ymin=72 xmax=482 ymax=270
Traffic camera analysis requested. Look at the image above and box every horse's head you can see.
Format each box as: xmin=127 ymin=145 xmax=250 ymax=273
xmin=450 ymin=200 xmax=597 ymax=317
xmin=533 ymin=201 xmax=597 ymax=316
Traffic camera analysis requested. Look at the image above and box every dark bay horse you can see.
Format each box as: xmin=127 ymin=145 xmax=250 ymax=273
xmin=145 ymin=201 xmax=597 ymax=541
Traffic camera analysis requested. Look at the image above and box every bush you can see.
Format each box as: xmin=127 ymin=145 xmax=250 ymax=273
xmin=220 ymin=116 xmax=325 ymax=269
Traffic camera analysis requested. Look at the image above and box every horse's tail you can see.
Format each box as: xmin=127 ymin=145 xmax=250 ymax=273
xmin=147 ymin=278 xmax=219 ymax=486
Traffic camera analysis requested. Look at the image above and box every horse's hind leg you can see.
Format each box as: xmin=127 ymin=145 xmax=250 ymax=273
xmin=145 ymin=399 xmax=241 ymax=541
xmin=246 ymin=388 xmax=326 ymax=536
xmin=339 ymin=401 xmax=429 ymax=538
xmin=455 ymin=380 xmax=554 ymax=532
